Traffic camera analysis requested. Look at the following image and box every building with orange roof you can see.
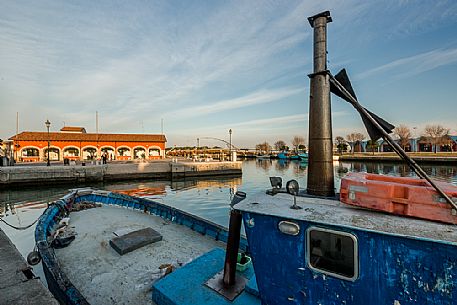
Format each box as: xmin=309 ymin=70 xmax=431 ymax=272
xmin=10 ymin=126 xmax=166 ymax=162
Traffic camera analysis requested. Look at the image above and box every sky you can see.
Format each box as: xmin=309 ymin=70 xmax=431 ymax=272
xmin=1 ymin=0 xmax=457 ymax=148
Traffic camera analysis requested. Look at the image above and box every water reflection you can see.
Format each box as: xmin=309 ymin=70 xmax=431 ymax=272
xmin=255 ymin=158 xmax=273 ymax=172
xmin=338 ymin=161 xmax=457 ymax=184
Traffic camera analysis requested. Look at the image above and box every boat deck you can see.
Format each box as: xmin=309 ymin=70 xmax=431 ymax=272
xmin=237 ymin=192 xmax=457 ymax=244
xmin=55 ymin=204 xmax=225 ymax=305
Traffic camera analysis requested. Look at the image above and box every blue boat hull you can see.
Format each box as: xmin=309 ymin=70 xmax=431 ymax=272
xmin=242 ymin=211 xmax=457 ymax=305
xmin=35 ymin=190 xmax=248 ymax=305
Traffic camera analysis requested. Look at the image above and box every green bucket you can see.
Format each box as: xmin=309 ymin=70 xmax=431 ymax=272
xmin=236 ymin=253 xmax=252 ymax=272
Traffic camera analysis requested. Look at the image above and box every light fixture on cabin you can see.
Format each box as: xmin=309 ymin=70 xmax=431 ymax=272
xmin=269 ymin=176 xmax=282 ymax=189
xmin=286 ymin=179 xmax=302 ymax=209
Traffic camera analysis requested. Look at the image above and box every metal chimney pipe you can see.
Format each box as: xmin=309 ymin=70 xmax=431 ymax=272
xmin=306 ymin=11 xmax=335 ymax=197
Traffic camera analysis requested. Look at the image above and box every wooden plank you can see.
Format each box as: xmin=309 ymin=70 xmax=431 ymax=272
xmin=109 ymin=227 xmax=162 ymax=255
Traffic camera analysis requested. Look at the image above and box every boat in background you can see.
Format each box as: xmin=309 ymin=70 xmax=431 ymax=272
xmin=277 ymin=151 xmax=289 ymax=159
xmin=298 ymin=150 xmax=308 ymax=161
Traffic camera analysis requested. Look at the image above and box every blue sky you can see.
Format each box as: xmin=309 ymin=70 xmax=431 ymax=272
xmin=1 ymin=0 xmax=456 ymax=148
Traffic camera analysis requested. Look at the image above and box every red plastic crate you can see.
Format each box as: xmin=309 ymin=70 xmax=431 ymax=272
xmin=340 ymin=172 xmax=457 ymax=224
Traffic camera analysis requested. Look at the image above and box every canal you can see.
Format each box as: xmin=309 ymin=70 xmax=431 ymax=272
xmin=1 ymin=159 xmax=457 ymax=283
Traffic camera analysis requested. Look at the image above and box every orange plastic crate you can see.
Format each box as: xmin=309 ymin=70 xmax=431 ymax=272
xmin=340 ymin=172 xmax=457 ymax=224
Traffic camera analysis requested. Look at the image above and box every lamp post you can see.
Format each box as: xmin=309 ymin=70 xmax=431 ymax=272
xmin=45 ymin=119 xmax=51 ymax=166
xmin=229 ymin=129 xmax=232 ymax=161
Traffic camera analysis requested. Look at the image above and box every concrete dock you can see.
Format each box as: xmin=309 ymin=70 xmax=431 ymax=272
xmin=0 ymin=160 xmax=242 ymax=188
xmin=0 ymin=228 xmax=58 ymax=305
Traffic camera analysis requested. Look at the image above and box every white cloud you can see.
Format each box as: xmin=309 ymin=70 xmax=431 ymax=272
xmin=357 ymin=48 xmax=457 ymax=79
xmin=165 ymin=87 xmax=303 ymax=119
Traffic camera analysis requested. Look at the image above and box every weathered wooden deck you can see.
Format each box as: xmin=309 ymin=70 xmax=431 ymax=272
xmin=0 ymin=228 xmax=58 ymax=305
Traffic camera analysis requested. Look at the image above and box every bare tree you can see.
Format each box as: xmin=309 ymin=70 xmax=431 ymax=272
xmin=424 ymin=124 xmax=450 ymax=153
xmin=291 ymin=136 xmax=305 ymax=153
xmin=346 ymin=133 xmax=365 ymax=154
xmin=274 ymin=140 xmax=287 ymax=152
xmin=256 ymin=142 xmax=271 ymax=154
xmin=393 ymin=125 xmax=412 ymax=150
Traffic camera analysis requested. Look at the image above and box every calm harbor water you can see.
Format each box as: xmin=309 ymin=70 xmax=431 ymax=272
xmin=1 ymin=159 xmax=457 ymax=282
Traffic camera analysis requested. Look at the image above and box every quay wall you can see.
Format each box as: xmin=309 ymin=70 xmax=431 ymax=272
xmin=0 ymin=228 xmax=59 ymax=304
xmin=0 ymin=161 xmax=242 ymax=188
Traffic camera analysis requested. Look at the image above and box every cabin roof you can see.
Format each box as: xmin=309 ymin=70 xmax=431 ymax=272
xmin=10 ymin=131 xmax=167 ymax=143
xmin=236 ymin=192 xmax=457 ymax=244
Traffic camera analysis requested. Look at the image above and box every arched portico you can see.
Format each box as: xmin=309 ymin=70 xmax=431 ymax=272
xmin=43 ymin=146 xmax=61 ymax=161
xmin=148 ymin=146 xmax=162 ymax=159
xmin=117 ymin=146 xmax=131 ymax=160
xmin=20 ymin=146 xmax=40 ymax=162
xmin=82 ymin=146 xmax=98 ymax=160
xmin=101 ymin=146 xmax=115 ymax=160
xmin=133 ymin=146 xmax=146 ymax=159
xmin=63 ymin=146 xmax=80 ymax=160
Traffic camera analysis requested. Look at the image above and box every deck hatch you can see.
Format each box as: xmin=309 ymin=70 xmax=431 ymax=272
xmin=306 ymin=227 xmax=358 ymax=281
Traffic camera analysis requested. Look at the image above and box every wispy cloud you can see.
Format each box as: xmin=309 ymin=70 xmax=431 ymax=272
xmin=357 ymin=48 xmax=457 ymax=80
xmin=165 ymin=87 xmax=303 ymax=119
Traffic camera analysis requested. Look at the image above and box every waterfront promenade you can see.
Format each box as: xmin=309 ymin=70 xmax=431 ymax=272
xmin=0 ymin=160 xmax=242 ymax=188
xmin=0 ymin=228 xmax=58 ymax=305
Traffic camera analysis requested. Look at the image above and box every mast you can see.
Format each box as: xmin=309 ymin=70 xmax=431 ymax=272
xmin=306 ymin=11 xmax=335 ymax=197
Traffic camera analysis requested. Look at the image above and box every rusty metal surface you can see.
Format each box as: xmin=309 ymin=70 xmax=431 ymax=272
xmin=205 ymin=270 xmax=248 ymax=301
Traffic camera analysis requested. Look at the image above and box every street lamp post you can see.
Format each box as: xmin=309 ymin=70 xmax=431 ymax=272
xmin=45 ymin=120 xmax=51 ymax=166
xmin=229 ymin=129 xmax=232 ymax=161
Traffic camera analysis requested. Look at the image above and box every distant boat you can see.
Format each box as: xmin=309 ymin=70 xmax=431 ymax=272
xmin=256 ymin=154 xmax=270 ymax=159
xmin=289 ymin=154 xmax=300 ymax=160
xmin=277 ymin=151 xmax=289 ymax=159
xmin=298 ymin=151 xmax=309 ymax=160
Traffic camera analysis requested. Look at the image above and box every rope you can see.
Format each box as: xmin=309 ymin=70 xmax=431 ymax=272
xmin=0 ymin=216 xmax=39 ymax=230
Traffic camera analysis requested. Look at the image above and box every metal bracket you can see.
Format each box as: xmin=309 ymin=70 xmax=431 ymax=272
xmin=204 ymin=270 xmax=248 ymax=301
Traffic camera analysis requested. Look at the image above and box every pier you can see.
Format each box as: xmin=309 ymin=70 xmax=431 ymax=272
xmin=0 ymin=228 xmax=58 ymax=305
xmin=0 ymin=160 xmax=242 ymax=188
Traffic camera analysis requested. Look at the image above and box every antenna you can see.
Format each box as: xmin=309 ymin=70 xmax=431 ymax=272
xmin=96 ymin=111 xmax=99 ymax=134
xmin=96 ymin=111 xmax=99 ymax=158
xmin=15 ymin=112 xmax=19 ymax=161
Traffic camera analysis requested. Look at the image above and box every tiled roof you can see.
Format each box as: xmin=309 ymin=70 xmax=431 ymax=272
xmin=60 ymin=126 xmax=86 ymax=133
xmin=10 ymin=132 xmax=166 ymax=143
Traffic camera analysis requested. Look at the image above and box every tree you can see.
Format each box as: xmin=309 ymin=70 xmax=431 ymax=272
xmin=423 ymin=124 xmax=450 ymax=153
xmin=256 ymin=142 xmax=271 ymax=154
xmin=274 ymin=140 xmax=287 ymax=152
xmin=393 ymin=124 xmax=412 ymax=150
xmin=335 ymin=136 xmax=348 ymax=154
xmin=366 ymin=140 xmax=379 ymax=155
xmin=291 ymin=136 xmax=305 ymax=153
xmin=346 ymin=133 xmax=365 ymax=154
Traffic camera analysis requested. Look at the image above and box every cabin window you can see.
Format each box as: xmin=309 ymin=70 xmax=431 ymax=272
xmin=307 ymin=227 xmax=358 ymax=281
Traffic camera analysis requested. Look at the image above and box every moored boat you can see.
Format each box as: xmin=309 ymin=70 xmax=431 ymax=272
xmin=33 ymin=10 xmax=457 ymax=305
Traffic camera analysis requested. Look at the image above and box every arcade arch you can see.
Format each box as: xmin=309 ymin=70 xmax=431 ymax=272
xmin=63 ymin=147 xmax=80 ymax=160
xmin=133 ymin=146 xmax=146 ymax=159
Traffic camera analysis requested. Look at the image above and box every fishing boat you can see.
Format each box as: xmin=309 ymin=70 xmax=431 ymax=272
xmin=298 ymin=151 xmax=309 ymax=161
xmin=33 ymin=10 xmax=457 ymax=305
xmin=277 ymin=151 xmax=289 ymax=159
